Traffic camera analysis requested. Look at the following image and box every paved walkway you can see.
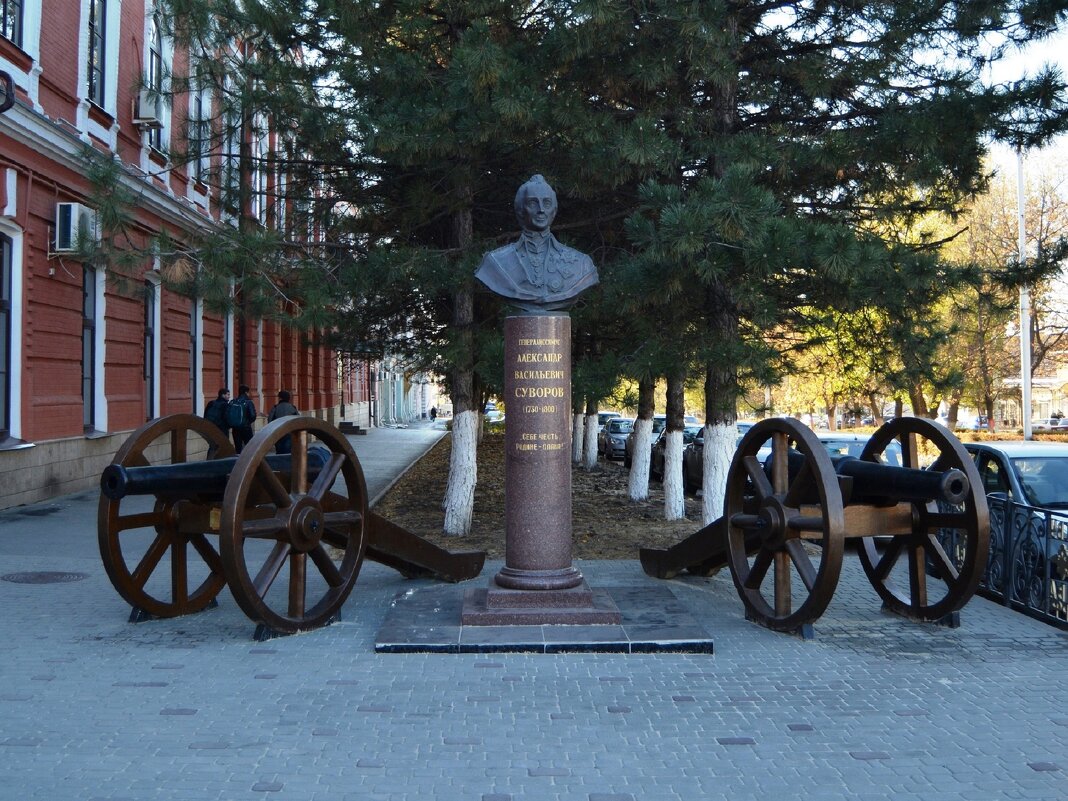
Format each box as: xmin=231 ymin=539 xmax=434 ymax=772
xmin=1 ymin=422 xmax=1066 ymax=801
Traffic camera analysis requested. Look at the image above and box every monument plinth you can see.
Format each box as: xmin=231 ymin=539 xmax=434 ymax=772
xmin=462 ymin=174 xmax=620 ymax=626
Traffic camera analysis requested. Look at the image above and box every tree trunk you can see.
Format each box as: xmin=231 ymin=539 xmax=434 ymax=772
xmin=442 ymin=191 xmax=476 ymax=536
xmin=572 ymin=407 xmax=584 ymax=464
xmin=894 ymin=398 xmax=904 ymax=419
xmin=582 ymin=398 xmax=598 ymax=470
xmin=868 ymin=393 xmax=883 ymax=426
xmin=702 ymin=291 xmax=738 ymax=523
xmin=909 ymin=388 xmax=930 ymax=418
xmin=627 ymin=379 xmax=655 ymax=501
xmin=826 ymin=400 xmax=838 ymax=431
xmin=663 ymin=371 xmax=686 ymax=520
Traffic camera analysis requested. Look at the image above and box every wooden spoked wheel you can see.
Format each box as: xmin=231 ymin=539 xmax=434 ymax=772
xmin=219 ymin=416 xmax=368 ymax=634
xmin=856 ymin=417 xmax=989 ymax=621
xmin=98 ymin=414 xmax=234 ymax=618
xmin=724 ymin=418 xmax=845 ymax=633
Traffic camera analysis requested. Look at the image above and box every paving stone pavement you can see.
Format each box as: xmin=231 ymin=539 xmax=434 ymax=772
xmin=1 ymin=423 xmax=1067 ymax=800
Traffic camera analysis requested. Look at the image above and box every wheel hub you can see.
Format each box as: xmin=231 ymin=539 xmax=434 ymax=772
xmin=758 ymin=497 xmax=790 ymax=548
xmin=286 ymin=495 xmax=325 ymax=553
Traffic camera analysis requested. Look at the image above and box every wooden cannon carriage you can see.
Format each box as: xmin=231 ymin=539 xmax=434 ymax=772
xmin=640 ymin=417 xmax=990 ymax=636
xmin=98 ymin=414 xmax=484 ymax=639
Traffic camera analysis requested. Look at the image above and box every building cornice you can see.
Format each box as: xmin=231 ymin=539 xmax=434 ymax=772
xmin=0 ymin=98 xmax=221 ymax=235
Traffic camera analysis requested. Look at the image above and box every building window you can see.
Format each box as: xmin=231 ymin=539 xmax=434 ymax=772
xmin=86 ymin=0 xmax=105 ymax=106
xmin=143 ymin=281 xmax=156 ymax=421
xmin=147 ymin=15 xmax=163 ymax=150
xmin=1 ymin=0 xmax=22 ymax=47
xmin=191 ymin=91 xmax=208 ymax=182
xmin=0 ymin=235 xmax=10 ymax=439
xmin=82 ymin=265 xmax=96 ymax=430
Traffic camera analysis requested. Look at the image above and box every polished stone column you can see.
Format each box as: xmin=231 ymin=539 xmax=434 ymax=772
xmin=462 ymin=313 xmax=620 ymax=625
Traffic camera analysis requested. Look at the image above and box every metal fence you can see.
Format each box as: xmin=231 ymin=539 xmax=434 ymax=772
xmin=939 ymin=497 xmax=1068 ymax=629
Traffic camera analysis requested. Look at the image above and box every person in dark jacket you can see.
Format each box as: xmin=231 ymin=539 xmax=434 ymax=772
xmin=231 ymin=384 xmax=257 ymax=454
xmin=203 ymin=388 xmax=230 ymax=456
xmin=267 ymin=390 xmax=300 ymax=454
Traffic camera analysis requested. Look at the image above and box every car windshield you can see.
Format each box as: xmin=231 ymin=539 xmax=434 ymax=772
xmin=652 ymin=418 xmax=667 ymax=433
xmin=607 ymin=419 xmax=633 ymax=434
xmin=1011 ymin=457 xmax=1068 ymax=507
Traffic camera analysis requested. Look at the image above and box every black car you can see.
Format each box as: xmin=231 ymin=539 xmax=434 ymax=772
xmin=650 ymin=424 xmax=703 ymax=481
xmin=961 ymin=441 xmax=1068 ymax=613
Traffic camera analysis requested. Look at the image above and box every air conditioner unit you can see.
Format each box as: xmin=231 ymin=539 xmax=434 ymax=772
xmin=53 ymin=202 xmax=98 ymax=253
xmin=133 ymin=87 xmax=163 ymax=130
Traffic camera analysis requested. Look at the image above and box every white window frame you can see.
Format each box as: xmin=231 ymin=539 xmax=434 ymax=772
xmin=0 ymin=218 xmax=23 ymax=441
xmin=77 ymin=0 xmax=122 ymax=145
xmin=0 ymin=0 xmax=43 ymax=111
xmin=144 ymin=271 xmax=161 ymax=419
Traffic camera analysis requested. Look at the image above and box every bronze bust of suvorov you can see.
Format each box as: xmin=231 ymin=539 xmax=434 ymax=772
xmin=475 ymin=175 xmax=599 ymax=311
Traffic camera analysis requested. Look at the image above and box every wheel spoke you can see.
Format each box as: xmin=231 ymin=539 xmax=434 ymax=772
xmin=291 ymin=436 xmax=308 ymax=494
xmin=189 ymin=533 xmax=224 ymax=574
xmin=253 ymin=541 xmax=291 ymax=598
xmin=130 ymin=532 xmax=171 ymax=589
xmin=770 ymin=433 xmax=790 ymax=493
xmin=744 ymin=548 xmax=774 ymax=590
xmin=309 ymin=454 xmax=345 ymax=501
xmin=289 ymin=552 xmax=306 ymax=618
xmin=743 ymin=456 xmax=774 ymax=501
xmin=114 ymin=511 xmax=166 ymax=532
xmin=907 ymin=543 xmax=929 ymax=608
xmin=785 ymin=539 xmax=818 ymax=592
xmin=900 ymin=432 xmax=919 ymax=470
xmin=171 ymin=538 xmax=188 ymax=607
xmin=322 ymin=510 xmax=362 ymax=529
xmin=774 ymin=552 xmax=792 ymax=616
xmin=256 ymin=460 xmax=292 ymax=508
xmin=872 ymin=536 xmax=905 ymax=581
xmin=170 ymin=429 xmax=188 ymax=464
xmin=922 ymin=511 xmax=969 ymax=530
xmin=925 ymin=532 xmax=961 ymax=584
xmin=241 ymin=516 xmax=288 ymax=540
xmin=309 ymin=544 xmax=345 ymax=588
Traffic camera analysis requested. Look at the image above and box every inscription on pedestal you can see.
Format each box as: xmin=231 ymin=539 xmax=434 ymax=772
xmin=496 ymin=314 xmax=580 ymax=590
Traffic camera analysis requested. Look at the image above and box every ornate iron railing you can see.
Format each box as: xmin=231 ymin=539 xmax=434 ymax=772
xmin=938 ymin=496 xmax=1068 ymax=628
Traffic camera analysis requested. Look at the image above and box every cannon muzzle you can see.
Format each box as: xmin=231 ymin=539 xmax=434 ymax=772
xmin=101 ymin=445 xmax=332 ymax=500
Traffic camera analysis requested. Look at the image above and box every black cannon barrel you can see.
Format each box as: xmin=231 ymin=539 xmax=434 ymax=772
xmin=101 ymin=445 xmax=332 ymax=500
xmin=777 ymin=451 xmax=969 ymax=506
xmin=831 ymin=455 xmax=969 ymax=506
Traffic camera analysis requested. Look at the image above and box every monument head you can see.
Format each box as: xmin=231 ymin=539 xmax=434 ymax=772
xmin=515 ymin=175 xmax=557 ymax=234
xmin=475 ymin=174 xmax=599 ymax=312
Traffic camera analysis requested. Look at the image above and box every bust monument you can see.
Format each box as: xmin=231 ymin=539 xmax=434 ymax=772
xmin=475 ymin=175 xmax=599 ymax=311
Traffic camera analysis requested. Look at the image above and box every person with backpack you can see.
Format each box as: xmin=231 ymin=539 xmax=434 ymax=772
xmin=203 ymin=388 xmax=231 ymax=456
xmin=267 ymin=390 xmax=300 ymax=454
xmin=229 ymin=385 xmax=257 ymax=454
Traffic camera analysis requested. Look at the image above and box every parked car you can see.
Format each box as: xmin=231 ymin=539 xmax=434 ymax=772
xmin=650 ymin=424 xmax=703 ymax=480
xmin=597 ymin=410 xmax=621 ymax=433
xmin=598 ymin=417 xmax=634 ymax=461
xmin=623 ymin=414 xmax=667 ymax=467
xmin=961 ymin=442 xmax=1068 ymax=610
xmin=1031 ymin=417 xmax=1065 ymax=431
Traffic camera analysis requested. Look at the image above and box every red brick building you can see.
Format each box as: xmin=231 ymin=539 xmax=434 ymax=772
xmin=0 ymin=0 xmax=371 ymax=508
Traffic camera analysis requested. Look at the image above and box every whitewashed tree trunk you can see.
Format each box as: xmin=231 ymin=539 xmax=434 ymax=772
xmin=572 ymin=413 xmax=584 ymax=463
xmin=443 ymin=409 xmax=478 ymax=535
xmin=582 ymin=413 xmax=598 ymax=470
xmin=702 ymin=422 xmax=735 ymax=524
xmin=627 ymin=417 xmax=653 ymax=501
xmin=662 ymin=430 xmax=685 ymax=520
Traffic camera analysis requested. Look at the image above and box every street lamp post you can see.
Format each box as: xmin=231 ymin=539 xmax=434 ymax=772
xmin=1017 ymin=146 xmax=1033 ymax=440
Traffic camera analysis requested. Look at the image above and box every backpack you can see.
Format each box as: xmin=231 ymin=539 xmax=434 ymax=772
xmin=226 ymin=399 xmax=249 ymax=428
xmin=205 ymin=400 xmax=226 ymax=427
